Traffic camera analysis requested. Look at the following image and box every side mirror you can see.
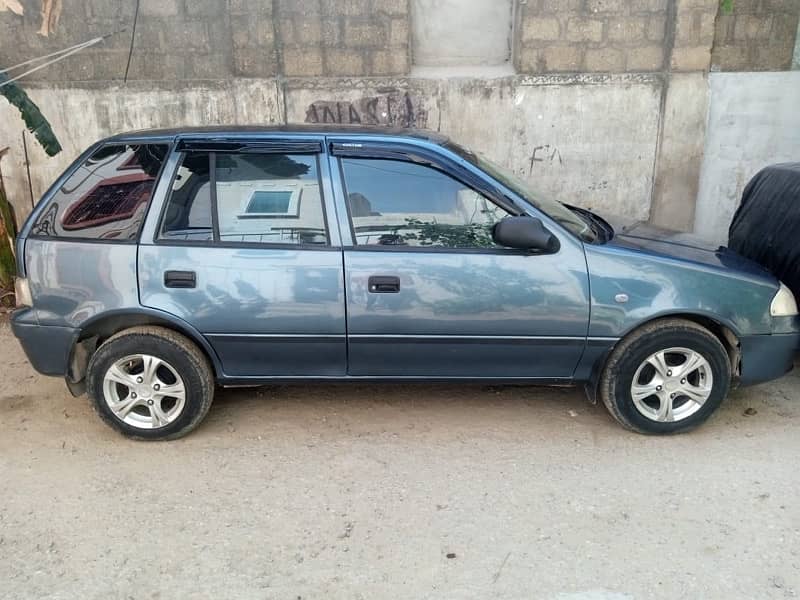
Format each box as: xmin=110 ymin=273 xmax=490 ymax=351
xmin=492 ymin=216 xmax=559 ymax=253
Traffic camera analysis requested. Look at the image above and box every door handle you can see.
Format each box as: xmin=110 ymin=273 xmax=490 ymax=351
xmin=368 ymin=275 xmax=400 ymax=293
xmin=164 ymin=270 xmax=196 ymax=289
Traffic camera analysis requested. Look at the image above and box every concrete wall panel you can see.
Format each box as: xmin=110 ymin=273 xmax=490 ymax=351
xmin=286 ymin=74 xmax=661 ymax=221
xmin=411 ymin=0 xmax=513 ymax=67
xmin=0 ymin=80 xmax=282 ymax=218
xmin=694 ymin=72 xmax=800 ymax=243
xmin=497 ymin=76 xmax=661 ymax=221
xmin=650 ymin=72 xmax=710 ymax=231
xmin=2 ymin=75 xmax=662 ymax=225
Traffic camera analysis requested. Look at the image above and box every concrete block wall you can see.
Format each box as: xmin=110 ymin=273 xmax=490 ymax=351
xmin=0 ymin=0 xmax=410 ymax=81
xmin=276 ymin=0 xmax=410 ymax=77
xmin=515 ymin=0 xmax=672 ymax=73
xmin=1 ymin=0 xmax=799 ymax=242
xmin=0 ymin=0 xmax=727 ymax=82
xmin=0 ymin=0 xmax=135 ymax=81
xmin=514 ymin=0 xmax=719 ymax=74
xmin=712 ymin=0 xmax=800 ymax=71
xmin=671 ymin=0 xmax=719 ymax=71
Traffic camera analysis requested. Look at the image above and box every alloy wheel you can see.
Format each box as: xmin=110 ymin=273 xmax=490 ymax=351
xmin=630 ymin=347 xmax=713 ymax=423
xmin=102 ymin=354 xmax=187 ymax=429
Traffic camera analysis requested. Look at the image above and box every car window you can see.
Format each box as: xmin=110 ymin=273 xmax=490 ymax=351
xmin=159 ymin=152 xmax=328 ymax=246
xmin=340 ymin=158 xmax=511 ymax=249
xmin=215 ymin=153 xmax=327 ymax=245
xmin=31 ymin=144 xmax=169 ymax=241
xmin=444 ymin=141 xmax=596 ymax=242
xmin=160 ymin=152 xmax=213 ymax=241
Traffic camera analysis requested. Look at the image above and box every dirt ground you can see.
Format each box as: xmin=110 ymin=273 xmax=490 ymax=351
xmin=1 ymin=320 xmax=798 ymax=600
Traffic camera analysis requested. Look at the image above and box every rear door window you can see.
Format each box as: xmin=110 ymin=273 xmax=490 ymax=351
xmin=159 ymin=151 xmax=328 ymax=246
xmin=31 ymin=144 xmax=169 ymax=241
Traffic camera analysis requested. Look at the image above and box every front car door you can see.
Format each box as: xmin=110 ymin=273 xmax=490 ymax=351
xmin=138 ymin=136 xmax=346 ymax=380
xmin=329 ymin=138 xmax=591 ymax=379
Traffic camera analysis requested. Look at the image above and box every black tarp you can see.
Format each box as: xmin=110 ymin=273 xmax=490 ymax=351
xmin=728 ymin=163 xmax=800 ymax=298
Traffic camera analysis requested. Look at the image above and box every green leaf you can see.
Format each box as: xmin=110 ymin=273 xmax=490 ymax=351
xmin=721 ymin=0 xmax=734 ymax=14
xmin=0 ymin=72 xmax=62 ymax=156
xmin=0 ymin=184 xmax=17 ymax=298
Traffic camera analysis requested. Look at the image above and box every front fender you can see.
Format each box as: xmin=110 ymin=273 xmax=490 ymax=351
xmin=585 ymin=244 xmax=776 ymax=338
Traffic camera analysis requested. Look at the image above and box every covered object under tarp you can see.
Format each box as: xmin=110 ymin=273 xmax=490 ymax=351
xmin=728 ymin=163 xmax=800 ymax=299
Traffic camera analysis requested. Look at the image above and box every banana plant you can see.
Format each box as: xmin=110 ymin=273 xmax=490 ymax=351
xmin=0 ymin=182 xmax=16 ymax=307
xmin=0 ymin=73 xmax=62 ymax=305
xmin=0 ymin=72 xmax=62 ymax=156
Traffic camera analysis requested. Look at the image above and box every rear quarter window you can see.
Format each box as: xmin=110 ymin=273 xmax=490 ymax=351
xmin=31 ymin=143 xmax=169 ymax=241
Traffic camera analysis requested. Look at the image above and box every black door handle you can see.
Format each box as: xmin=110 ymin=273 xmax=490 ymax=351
xmin=164 ymin=270 xmax=196 ymax=288
xmin=368 ymin=275 xmax=400 ymax=293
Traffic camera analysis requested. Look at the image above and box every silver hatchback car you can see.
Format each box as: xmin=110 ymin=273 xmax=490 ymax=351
xmin=11 ymin=126 xmax=800 ymax=439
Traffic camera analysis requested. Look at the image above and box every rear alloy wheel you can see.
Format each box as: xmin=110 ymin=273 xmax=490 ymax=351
xmin=103 ymin=354 xmax=187 ymax=430
xmin=87 ymin=326 xmax=214 ymax=440
xmin=599 ymin=319 xmax=731 ymax=434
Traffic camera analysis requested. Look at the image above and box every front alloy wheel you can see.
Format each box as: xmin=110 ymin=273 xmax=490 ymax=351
xmin=630 ymin=347 xmax=713 ymax=423
xmin=599 ymin=318 xmax=731 ymax=434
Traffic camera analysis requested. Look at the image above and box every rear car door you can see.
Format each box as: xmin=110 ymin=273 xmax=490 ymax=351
xmin=329 ymin=139 xmax=591 ymax=379
xmin=138 ymin=137 xmax=346 ymax=379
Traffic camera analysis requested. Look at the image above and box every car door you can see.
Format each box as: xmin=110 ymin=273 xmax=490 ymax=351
xmin=138 ymin=137 xmax=346 ymax=379
xmin=329 ymin=139 xmax=591 ymax=379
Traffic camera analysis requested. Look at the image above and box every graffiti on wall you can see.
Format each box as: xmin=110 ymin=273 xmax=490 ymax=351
xmin=305 ymin=92 xmax=428 ymax=129
xmin=527 ymin=144 xmax=563 ymax=174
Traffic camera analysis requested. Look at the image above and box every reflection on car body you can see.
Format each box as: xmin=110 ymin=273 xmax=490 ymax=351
xmin=10 ymin=125 xmax=800 ymax=440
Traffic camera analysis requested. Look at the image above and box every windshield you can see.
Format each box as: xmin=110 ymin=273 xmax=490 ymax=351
xmin=445 ymin=142 xmax=597 ymax=242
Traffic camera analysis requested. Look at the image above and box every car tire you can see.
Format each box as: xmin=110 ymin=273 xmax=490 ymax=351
xmin=86 ymin=326 xmax=214 ymax=440
xmin=599 ymin=318 xmax=731 ymax=434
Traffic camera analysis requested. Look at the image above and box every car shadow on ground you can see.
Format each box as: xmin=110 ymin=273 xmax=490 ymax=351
xmin=197 ymin=377 xmax=796 ymax=441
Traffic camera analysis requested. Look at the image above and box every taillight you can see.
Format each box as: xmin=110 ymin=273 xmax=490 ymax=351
xmin=14 ymin=277 xmax=32 ymax=307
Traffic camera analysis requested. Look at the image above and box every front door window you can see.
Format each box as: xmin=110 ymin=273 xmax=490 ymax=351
xmin=340 ymin=158 xmax=511 ymax=249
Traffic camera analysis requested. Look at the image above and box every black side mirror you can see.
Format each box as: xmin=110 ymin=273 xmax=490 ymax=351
xmin=492 ymin=216 xmax=559 ymax=253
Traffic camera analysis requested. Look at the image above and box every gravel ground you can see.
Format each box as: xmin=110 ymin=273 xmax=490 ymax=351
xmin=0 ymin=320 xmax=798 ymax=600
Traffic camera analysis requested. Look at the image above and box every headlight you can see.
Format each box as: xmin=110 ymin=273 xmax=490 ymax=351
xmin=14 ymin=277 xmax=32 ymax=307
xmin=770 ymin=282 xmax=798 ymax=317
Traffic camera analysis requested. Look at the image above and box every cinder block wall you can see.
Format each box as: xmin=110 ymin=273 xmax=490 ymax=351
xmin=2 ymin=0 xmax=755 ymax=81
xmin=1 ymin=0 xmax=798 ymax=240
xmin=712 ymin=0 xmax=800 ymax=71
xmin=0 ymin=0 xmax=411 ymax=81
xmin=515 ymin=0 xmax=672 ymax=73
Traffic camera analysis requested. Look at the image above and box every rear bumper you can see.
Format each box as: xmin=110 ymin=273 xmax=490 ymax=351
xmin=739 ymin=331 xmax=800 ymax=385
xmin=10 ymin=309 xmax=78 ymax=376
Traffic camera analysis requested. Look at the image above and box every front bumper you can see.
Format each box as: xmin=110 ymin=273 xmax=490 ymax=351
xmin=739 ymin=317 xmax=800 ymax=385
xmin=10 ymin=309 xmax=78 ymax=377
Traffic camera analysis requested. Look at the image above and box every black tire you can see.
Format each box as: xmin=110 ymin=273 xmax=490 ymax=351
xmin=599 ymin=318 xmax=731 ymax=434
xmin=86 ymin=326 xmax=214 ymax=440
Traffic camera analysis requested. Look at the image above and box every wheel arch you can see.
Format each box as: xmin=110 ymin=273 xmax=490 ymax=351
xmin=67 ymin=308 xmax=223 ymax=391
xmin=584 ymin=311 xmax=741 ymax=403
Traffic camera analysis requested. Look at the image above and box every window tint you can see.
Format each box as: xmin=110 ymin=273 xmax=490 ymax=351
xmin=31 ymin=144 xmax=168 ymax=241
xmin=159 ymin=152 xmax=327 ymax=246
xmin=216 ymin=153 xmax=326 ymax=245
xmin=160 ymin=152 xmax=213 ymax=241
xmin=340 ymin=158 xmax=510 ymax=248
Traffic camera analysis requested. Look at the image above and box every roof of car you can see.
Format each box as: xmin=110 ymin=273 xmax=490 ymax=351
xmin=104 ymin=124 xmax=450 ymax=145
